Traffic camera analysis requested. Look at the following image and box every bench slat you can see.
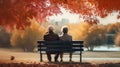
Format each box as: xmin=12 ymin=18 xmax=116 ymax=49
xmin=38 ymin=44 xmax=83 ymax=47
xmin=37 ymin=40 xmax=84 ymax=63
xmin=38 ymin=48 xmax=84 ymax=51
xmin=37 ymin=41 xmax=83 ymax=44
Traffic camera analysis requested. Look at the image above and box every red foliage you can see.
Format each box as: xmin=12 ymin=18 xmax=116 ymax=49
xmin=0 ymin=0 xmax=61 ymax=29
xmin=117 ymin=15 xmax=120 ymax=19
xmin=0 ymin=0 xmax=120 ymax=29
xmin=84 ymin=18 xmax=99 ymax=25
xmin=97 ymin=0 xmax=120 ymax=18
xmin=0 ymin=63 xmax=120 ymax=67
xmin=62 ymin=0 xmax=120 ymax=18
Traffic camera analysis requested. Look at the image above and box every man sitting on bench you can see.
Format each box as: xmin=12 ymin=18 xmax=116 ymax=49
xmin=43 ymin=25 xmax=60 ymax=62
xmin=60 ymin=26 xmax=73 ymax=62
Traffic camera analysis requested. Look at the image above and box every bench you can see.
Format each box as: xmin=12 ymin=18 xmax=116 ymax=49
xmin=37 ymin=41 xmax=84 ymax=63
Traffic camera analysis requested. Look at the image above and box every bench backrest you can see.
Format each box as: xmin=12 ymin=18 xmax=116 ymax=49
xmin=37 ymin=41 xmax=84 ymax=52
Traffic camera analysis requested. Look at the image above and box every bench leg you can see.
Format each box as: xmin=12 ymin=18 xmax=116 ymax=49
xmin=80 ymin=51 xmax=82 ymax=63
xmin=40 ymin=53 xmax=43 ymax=62
xmin=69 ymin=52 xmax=72 ymax=62
xmin=39 ymin=44 xmax=43 ymax=62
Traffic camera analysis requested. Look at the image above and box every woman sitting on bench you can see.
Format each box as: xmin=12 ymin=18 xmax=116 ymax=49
xmin=59 ymin=26 xmax=73 ymax=62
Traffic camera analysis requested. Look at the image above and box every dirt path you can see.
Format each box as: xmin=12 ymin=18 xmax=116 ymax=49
xmin=0 ymin=48 xmax=120 ymax=64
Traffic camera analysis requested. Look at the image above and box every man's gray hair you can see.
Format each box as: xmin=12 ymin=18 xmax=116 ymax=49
xmin=48 ymin=25 xmax=54 ymax=31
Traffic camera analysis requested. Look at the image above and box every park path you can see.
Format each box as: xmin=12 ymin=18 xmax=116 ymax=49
xmin=0 ymin=48 xmax=120 ymax=63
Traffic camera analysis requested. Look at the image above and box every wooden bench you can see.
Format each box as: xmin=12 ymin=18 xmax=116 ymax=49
xmin=37 ymin=41 xmax=84 ymax=63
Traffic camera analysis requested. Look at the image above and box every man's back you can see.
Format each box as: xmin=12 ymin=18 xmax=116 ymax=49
xmin=44 ymin=32 xmax=59 ymax=41
xmin=43 ymin=26 xmax=60 ymax=62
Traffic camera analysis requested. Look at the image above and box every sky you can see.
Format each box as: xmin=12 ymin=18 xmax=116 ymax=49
xmin=49 ymin=8 xmax=120 ymax=25
xmin=98 ymin=12 xmax=120 ymax=25
xmin=49 ymin=8 xmax=83 ymax=23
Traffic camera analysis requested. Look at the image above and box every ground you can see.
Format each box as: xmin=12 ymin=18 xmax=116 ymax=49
xmin=0 ymin=48 xmax=120 ymax=64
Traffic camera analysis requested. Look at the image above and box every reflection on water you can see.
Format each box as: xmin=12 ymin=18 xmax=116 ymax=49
xmin=83 ymin=58 xmax=120 ymax=60
xmin=93 ymin=45 xmax=120 ymax=51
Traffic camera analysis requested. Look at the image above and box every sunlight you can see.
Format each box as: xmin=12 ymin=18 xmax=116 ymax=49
xmin=49 ymin=7 xmax=84 ymax=23
xmin=49 ymin=8 xmax=120 ymax=25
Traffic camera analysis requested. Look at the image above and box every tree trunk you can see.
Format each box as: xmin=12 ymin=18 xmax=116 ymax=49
xmin=22 ymin=46 xmax=27 ymax=52
xmin=89 ymin=45 xmax=94 ymax=51
xmin=27 ymin=47 xmax=34 ymax=52
xmin=87 ymin=47 xmax=90 ymax=51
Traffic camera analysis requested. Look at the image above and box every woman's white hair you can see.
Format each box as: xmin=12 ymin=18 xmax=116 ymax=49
xmin=61 ymin=25 xmax=69 ymax=32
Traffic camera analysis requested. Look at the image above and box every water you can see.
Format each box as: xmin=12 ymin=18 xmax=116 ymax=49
xmin=93 ymin=45 xmax=120 ymax=51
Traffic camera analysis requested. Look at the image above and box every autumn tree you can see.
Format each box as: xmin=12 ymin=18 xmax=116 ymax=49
xmin=0 ymin=0 xmax=120 ymax=29
xmin=69 ymin=22 xmax=91 ymax=40
xmin=106 ymin=22 xmax=120 ymax=34
xmin=0 ymin=0 xmax=61 ymax=30
xmin=97 ymin=0 xmax=120 ymax=18
xmin=112 ymin=22 xmax=120 ymax=33
xmin=0 ymin=27 xmax=11 ymax=47
xmin=114 ymin=33 xmax=120 ymax=47
xmin=106 ymin=24 xmax=116 ymax=34
xmin=84 ymin=24 xmax=106 ymax=51
xmin=61 ymin=0 xmax=120 ymax=24
xmin=69 ymin=23 xmax=106 ymax=51
xmin=113 ymin=22 xmax=120 ymax=46
xmin=106 ymin=22 xmax=120 ymax=45
xmin=11 ymin=18 xmax=46 ymax=52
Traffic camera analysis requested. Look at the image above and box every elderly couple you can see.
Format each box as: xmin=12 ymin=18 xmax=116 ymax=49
xmin=43 ymin=25 xmax=72 ymax=62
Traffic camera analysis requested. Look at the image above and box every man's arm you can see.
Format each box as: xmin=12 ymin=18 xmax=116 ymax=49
xmin=70 ymin=36 xmax=72 ymax=41
xmin=43 ymin=35 xmax=46 ymax=41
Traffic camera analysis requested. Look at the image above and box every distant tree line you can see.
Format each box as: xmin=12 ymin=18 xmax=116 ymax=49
xmin=69 ymin=22 xmax=120 ymax=51
xmin=0 ymin=21 xmax=120 ymax=52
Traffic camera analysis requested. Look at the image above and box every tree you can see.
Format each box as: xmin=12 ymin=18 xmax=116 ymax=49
xmin=69 ymin=23 xmax=106 ymax=51
xmin=106 ymin=22 xmax=120 ymax=34
xmin=84 ymin=24 xmax=106 ymax=51
xmin=106 ymin=24 xmax=116 ymax=34
xmin=11 ymin=18 xmax=46 ymax=51
xmin=0 ymin=0 xmax=61 ymax=30
xmin=106 ymin=23 xmax=120 ymax=46
xmin=0 ymin=27 xmax=11 ymax=47
xmin=0 ymin=0 xmax=120 ymax=29
xmin=68 ymin=22 xmax=91 ymax=40
xmin=61 ymin=0 xmax=120 ymax=24
xmin=97 ymin=0 xmax=120 ymax=18
xmin=115 ymin=33 xmax=120 ymax=47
